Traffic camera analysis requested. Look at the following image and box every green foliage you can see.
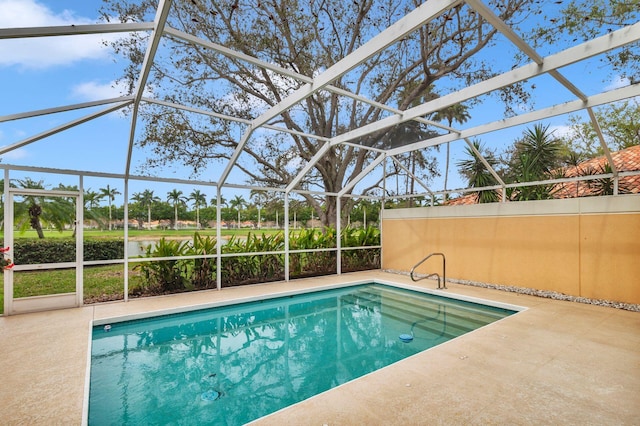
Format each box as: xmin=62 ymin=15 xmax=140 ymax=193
xmin=561 ymin=100 xmax=640 ymax=157
xmin=134 ymin=238 xmax=189 ymax=293
xmin=289 ymin=228 xmax=337 ymax=279
xmin=83 ymin=240 xmax=126 ymax=260
xmin=506 ymin=124 xmax=564 ymax=201
xmin=220 ymin=232 xmax=285 ymax=286
xmin=132 ymin=227 xmax=380 ymax=292
xmin=457 ymin=140 xmax=500 ymax=203
xmin=187 ymin=233 xmax=217 ymax=289
xmin=340 ymin=226 xmax=381 ymax=272
xmin=13 ymin=239 xmax=76 ymax=264
xmin=11 ymin=239 xmax=125 ymax=264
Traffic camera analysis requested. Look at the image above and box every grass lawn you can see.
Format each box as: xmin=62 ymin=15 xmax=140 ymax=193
xmin=0 ymin=264 xmax=145 ymax=315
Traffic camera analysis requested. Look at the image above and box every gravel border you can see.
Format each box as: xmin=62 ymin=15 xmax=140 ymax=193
xmin=383 ymin=269 xmax=640 ymax=312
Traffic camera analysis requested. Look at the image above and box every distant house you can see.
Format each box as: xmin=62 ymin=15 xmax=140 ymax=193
xmin=447 ymin=145 xmax=640 ymax=206
xmin=553 ymin=144 xmax=640 ymax=198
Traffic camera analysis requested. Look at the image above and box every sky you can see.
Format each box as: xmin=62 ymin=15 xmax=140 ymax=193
xmin=0 ymin=0 xmax=632 ymax=206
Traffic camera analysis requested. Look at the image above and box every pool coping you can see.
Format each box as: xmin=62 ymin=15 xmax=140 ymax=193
xmin=2 ymin=270 xmax=638 ymax=425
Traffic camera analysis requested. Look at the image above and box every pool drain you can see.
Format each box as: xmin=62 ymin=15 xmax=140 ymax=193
xmin=201 ymin=389 xmax=221 ymax=401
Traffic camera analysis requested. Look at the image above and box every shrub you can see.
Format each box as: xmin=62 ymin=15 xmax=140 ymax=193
xmin=13 ymin=239 xmax=125 ymax=264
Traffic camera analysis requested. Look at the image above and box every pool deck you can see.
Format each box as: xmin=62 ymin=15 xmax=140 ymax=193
xmin=1 ymin=270 xmax=638 ymax=425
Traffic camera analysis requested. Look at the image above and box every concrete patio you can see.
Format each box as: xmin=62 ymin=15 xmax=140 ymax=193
xmin=1 ymin=270 xmax=638 ymax=425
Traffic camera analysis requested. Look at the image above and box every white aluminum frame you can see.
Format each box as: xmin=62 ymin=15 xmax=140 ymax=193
xmin=0 ymin=0 xmax=638 ymax=313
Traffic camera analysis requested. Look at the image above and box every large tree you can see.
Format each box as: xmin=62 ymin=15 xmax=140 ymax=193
xmin=560 ymin=99 xmax=640 ymax=158
xmin=103 ymin=0 xmax=638 ymax=225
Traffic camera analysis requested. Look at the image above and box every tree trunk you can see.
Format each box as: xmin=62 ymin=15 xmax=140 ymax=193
xmin=29 ymin=204 xmax=45 ymax=239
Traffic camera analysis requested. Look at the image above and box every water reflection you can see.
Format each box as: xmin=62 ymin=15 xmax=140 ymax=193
xmin=89 ymin=284 xmax=515 ymax=425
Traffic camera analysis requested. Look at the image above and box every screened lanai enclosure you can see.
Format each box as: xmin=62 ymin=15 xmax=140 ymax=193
xmin=1 ymin=0 xmax=639 ymax=314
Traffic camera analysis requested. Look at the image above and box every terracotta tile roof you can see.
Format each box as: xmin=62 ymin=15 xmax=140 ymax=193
xmin=446 ymin=193 xmax=480 ymax=205
xmin=554 ymin=145 xmax=640 ymax=198
xmin=446 ymin=145 xmax=640 ymax=205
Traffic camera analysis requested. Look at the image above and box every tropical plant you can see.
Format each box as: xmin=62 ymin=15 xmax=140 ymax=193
xmin=250 ymin=190 xmax=267 ymax=229
xmin=220 ymin=232 xmax=285 ymax=286
xmin=135 ymin=238 xmax=189 ymax=293
xmin=187 ymin=232 xmax=217 ymax=289
xmin=506 ymin=124 xmax=563 ymax=201
xmin=457 ymin=140 xmax=500 ymax=203
xmin=84 ymin=189 xmax=101 ymax=210
xmin=289 ymin=227 xmax=337 ymax=278
xmin=340 ymin=225 xmax=381 ymax=272
xmin=586 ymin=163 xmax=616 ymax=196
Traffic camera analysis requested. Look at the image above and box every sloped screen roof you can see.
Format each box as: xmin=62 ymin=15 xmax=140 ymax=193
xmin=0 ymin=0 xmax=639 ymax=201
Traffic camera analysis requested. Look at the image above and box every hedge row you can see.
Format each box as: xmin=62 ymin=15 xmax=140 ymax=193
xmin=12 ymin=239 xmax=125 ymax=264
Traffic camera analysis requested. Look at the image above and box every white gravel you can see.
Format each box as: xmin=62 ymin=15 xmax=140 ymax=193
xmin=384 ymin=269 xmax=640 ymax=312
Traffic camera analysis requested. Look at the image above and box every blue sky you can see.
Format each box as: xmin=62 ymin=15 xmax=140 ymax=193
xmin=0 ymin=0 xmax=632 ymax=204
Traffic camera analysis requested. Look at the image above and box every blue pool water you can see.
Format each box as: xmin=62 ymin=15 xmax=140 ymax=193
xmin=89 ymin=283 xmax=516 ymax=425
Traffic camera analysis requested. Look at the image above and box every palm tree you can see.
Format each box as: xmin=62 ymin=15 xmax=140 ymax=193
xmin=188 ymin=189 xmax=207 ymax=229
xmin=289 ymin=199 xmax=303 ymax=229
xmin=84 ymin=189 xmax=101 ymax=210
xmin=457 ymin=140 xmax=500 ymax=203
xmin=99 ymin=185 xmax=121 ymax=231
xmin=266 ymin=196 xmax=283 ymax=228
xmin=210 ymin=194 xmax=227 ymax=209
xmin=432 ymin=103 xmax=471 ymax=196
xmin=167 ymin=189 xmax=187 ymax=230
xmin=229 ymin=195 xmax=246 ymax=229
xmin=84 ymin=189 xmax=106 ymax=230
xmin=132 ymin=189 xmax=160 ymax=229
xmin=14 ymin=178 xmax=74 ymax=238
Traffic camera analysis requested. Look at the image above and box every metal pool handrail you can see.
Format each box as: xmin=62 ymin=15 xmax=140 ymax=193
xmin=410 ymin=252 xmax=446 ymax=289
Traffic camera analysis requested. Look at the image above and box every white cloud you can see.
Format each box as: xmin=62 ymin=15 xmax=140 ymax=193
xmin=70 ymin=79 xmax=156 ymax=104
xmin=549 ymin=125 xmax=574 ymax=139
xmin=71 ymin=80 xmax=127 ymax=101
xmin=604 ymin=76 xmax=630 ymax=92
xmin=0 ymin=0 xmax=119 ymax=69
xmin=0 ymin=148 xmax=29 ymax=161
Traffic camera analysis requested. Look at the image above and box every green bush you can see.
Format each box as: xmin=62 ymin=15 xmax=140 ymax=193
xmin=12 ymin=239 xmax=125 ymax=264
xmin=83 ymin=240 xmax=125 ymax=260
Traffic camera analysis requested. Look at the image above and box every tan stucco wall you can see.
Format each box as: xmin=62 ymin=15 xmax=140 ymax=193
xmin=382 ymin=195 xmax=640 ymax=305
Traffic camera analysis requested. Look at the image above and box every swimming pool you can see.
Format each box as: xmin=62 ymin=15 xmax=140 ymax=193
xmin=88 ymin=282 xmax=520 ymax=425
